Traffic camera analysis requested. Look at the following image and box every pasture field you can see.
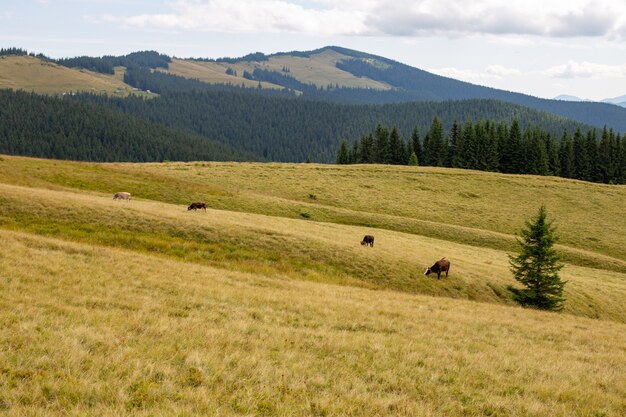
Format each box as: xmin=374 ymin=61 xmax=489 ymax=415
xmin=165 ymin=49 xmax=392 ymax=91
xmin=0 ymin=154 xmax=625 ymax=416
xmin=0 ymin=55 xmax=149 ymax=96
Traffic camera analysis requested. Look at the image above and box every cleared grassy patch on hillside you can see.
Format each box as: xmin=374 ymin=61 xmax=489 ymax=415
xmin=165 ymin=49 xmax=392 ymax=90
xmin=0 ymin=55 xmax=140 ymax=96
xmin=165 ymin=59 xmax=284 ymax=89
xmin=1 ymin=230 xmax=625 ymax=416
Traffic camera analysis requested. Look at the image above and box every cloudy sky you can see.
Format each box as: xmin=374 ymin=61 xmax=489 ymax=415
xmin=2 ymin=0 xmax=625 ymax=101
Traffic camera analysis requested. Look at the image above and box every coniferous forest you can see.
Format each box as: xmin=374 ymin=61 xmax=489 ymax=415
xmin=0 ymin=90 xmax=251 ymax=162
xmin=336 ymin=119 xmax=626 ymax=184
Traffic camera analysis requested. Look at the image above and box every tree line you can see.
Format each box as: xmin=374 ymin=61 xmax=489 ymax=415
xmin=337 ymin=119 xmax=626 ymax=184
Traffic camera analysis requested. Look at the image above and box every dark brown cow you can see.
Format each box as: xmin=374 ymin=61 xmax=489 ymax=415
xmin=188 ymin=202 xmax=207 ymax=211
xmin=424 ymin=258 xmax=451 ymax=280
xmin=361 ymin=235 xmax=375 ymax=247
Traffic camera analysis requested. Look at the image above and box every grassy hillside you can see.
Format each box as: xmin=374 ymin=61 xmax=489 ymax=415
xmin=1 ymin=155 xmax=625 ymax=416
xmin=165 ymin=58 xmax=284 ymax=89
xmin=167 ymin=49 xmax=391 ymax=91
xmin=0 ymin=55 xmax=144 ymax=96
xmin=2 ymin=229 xmax=625 ymax=416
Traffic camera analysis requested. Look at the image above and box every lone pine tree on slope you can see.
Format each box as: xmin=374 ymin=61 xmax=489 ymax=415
xmin=509 ymin=205 xmax=566 ymax=311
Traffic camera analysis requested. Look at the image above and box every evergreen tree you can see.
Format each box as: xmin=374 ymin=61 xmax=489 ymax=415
xmin=509 ymin=205 xmax=566 ymax=311
xmin=502 ymin=119 xmax=523 ymax=173
xmin=485 ymin=122 xmax=500 ymax=171
xmin=410 ymin=128 xmax=423 ymax=164
xmin=336 ymin=139 xmax=350 ymax=164
xmin=388 ymin=126 xmax=406 ymax=165
xmin=349 ymin=140 xmax=359 ymax=164
xmin=458 ymin=119 xmax=476 ymax=169
xmin=572 ymin=127 xmax=590 ymax=180
xmin=546 ymin=134 xmax=561 ymax=177
xmin=359 ymin=133 xmax=375 ymax=163
xmin=426 ymin=117 xmax=447 ymax=166
xmin=448 ymin=120 xmax=460 ymax=166
xmin=559 ymin=130 xmax=575 ymax=178
xmin=585 ymin=129 xmax=600 ymax=182
xmin=408 ymin=151 xmax=418 ymax=166
xmin=422 ymin=133 xmax=432 ymax=166
xmin=374 ymin=123 xmax=390 ymax=164
xmin=598 ymin=127 xmax=612 ymax=183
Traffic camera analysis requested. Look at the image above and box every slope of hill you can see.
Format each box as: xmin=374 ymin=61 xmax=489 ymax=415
xmin=165 ymin=46 xmax=626 ymax=131
xmin=1 ymin=155 xmax=624 ymax=313
xmin=0 ymin=55 xmax=138 ymax=96
xmin=4 ymin=47 xmax=626 ymax=131
xmin=166 ymin=48 xmax=392 ymax=91
xmin=1 ymin=155 xmax=625 ymax=415
xmin=0 ymin=89 xmax=252 ymax=162
xmin=76 ymin=89 xmax=595 ymax=163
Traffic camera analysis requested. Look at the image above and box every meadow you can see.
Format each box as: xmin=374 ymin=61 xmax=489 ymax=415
xmin=0 ymin=55 xmax=150 ymax=97
xmin=0 ymin=155 xmax=625 ymax=416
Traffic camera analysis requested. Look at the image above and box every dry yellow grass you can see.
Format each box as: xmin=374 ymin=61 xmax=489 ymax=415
xmin=164 ymin=59 xmax=284 ymax=89
xmin=1 ymin=180 xmax=625 ymax=322
xmin=1 ymin=229 xmax=625 ymax=416
xmin=165 ymin=49 xmax=392 ymax=90
xmin=0 ymin=55 xmax=136 ymax=96
xmin=1 ymin=155 xmax=625 ymax=415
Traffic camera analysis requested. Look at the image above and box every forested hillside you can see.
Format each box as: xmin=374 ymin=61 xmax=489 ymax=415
xmin=29 ymin=45 xmax=626 ymax=132
xmin=0 ymin=90 xmax=251 ymax=162
xmin=76 ymin=88 xmax=591 ymax=163
xmin=2 ymin=47 xmax=625 ymax=168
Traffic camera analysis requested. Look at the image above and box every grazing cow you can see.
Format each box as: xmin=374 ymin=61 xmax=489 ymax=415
xmin=113 ymin=192 xmax=131 ymax=201
xmin=188 ymin=202 xmax=207 ymax=211
xmin=424 ymin=258 xmax=451 ymax=280
xmin=361 ymin=235 xmax=375 ymax=247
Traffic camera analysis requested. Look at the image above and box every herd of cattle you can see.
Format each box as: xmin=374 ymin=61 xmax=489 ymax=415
xmin=114 ymin=192 xmax=451 ymax=280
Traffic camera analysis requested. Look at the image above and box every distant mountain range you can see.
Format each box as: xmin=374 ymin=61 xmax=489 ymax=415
xmin=0 ymin=46 xmax=625 ymax=166
xmin=553 ymin=94 xmax=626 ymax=108
xmin=2 ymin=45 xmax=626 ymax=131
xmin=602 ymin=94 xmax=626 ymax=107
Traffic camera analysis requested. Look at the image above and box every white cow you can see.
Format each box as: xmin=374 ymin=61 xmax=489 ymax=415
xmin=113 ymin=192 xmax=131 ymax=201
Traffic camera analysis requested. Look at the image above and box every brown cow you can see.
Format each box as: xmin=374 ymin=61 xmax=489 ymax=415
xmin=361 ymin=235 xmax=374 ymax=247
xmin=188 ymin=202 xmax=207 ymax=211
xmin=424 ymin=258 xmax=451 ymax=280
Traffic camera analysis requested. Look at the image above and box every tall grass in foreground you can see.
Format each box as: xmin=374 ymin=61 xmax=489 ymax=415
xmin=1 ymin=230 xmax=625 ymax=416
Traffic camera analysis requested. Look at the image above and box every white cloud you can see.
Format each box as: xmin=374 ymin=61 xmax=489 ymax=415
xmin=114 ymin=0 xmax=368 ymax=35
xmin=545 ymin=61 xmax=626 ymax=78
xmin=485 ymin=65 xmax=522 ymax=77
xmin=108 ymin=0 xmax=626 ymax=39
xmin=426 ymin=64 xmax=523 ymax=82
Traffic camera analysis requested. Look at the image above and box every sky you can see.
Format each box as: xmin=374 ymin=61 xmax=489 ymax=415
xmin=1 ymin=0 xmax=626 ymax=101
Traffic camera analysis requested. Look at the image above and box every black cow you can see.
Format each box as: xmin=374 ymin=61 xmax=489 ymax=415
xmin=188 ymin=202 xmax=207 ymax=211
xmin=361 ymin=235 xmax=375 ymax=247
xmin=424 ymin=258 xmax=451 ymax=280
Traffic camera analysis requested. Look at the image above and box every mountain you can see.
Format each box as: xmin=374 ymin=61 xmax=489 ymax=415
xmin=553 ymin=95 xmax=587 ymax=102
xmin=602 ymin=94 xmax=626 ymax=108
xmin=3 ymin=46 xmax=626 ymax=132
xmin=156 ymin=46 xmax=626 ymax=131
